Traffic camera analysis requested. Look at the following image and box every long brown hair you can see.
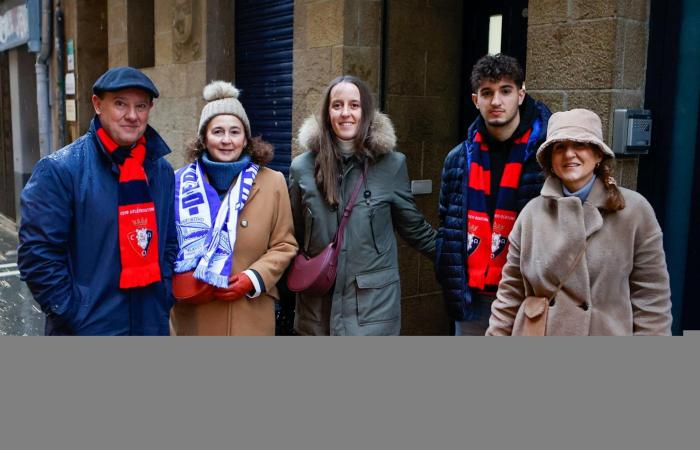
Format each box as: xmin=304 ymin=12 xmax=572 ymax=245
xmin=315 ymin=75 xmax=375 ymax=205
xmin=541 ymin=147 xmax=625 ymax=211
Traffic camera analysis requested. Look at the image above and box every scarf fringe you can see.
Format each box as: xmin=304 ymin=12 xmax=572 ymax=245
xmin=120 ymin=264 xmax=162 ymax=288
xmin=193 ymin=264 xmax=229 ymax=288
xmin=174 ymin=258 xmax=200 ymax=273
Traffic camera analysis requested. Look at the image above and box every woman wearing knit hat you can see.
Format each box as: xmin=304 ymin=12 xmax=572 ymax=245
xmin=288 ymin=75 xmax=437 ymax=335
xmin=170 ymin=81 xmax=298 ymax=335
xmin=487 ymin=108 xmax=672 ymax=335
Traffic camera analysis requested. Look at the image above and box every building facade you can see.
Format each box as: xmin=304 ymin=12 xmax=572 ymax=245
xmin=1 ymin=0 xmax=698 ymax=333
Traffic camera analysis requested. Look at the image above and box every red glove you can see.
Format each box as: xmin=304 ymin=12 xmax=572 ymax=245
xmin=213 ymin=272 xmax=254 ymax=302
xmin=172 ymin=271 xmax=214 ymax=304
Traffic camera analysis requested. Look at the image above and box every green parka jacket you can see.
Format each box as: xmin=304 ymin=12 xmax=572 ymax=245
xmin=289 ymin=112 xmax=437 ymax=335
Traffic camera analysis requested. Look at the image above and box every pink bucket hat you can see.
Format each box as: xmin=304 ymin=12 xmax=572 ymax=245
xmin=536 ymin=108 xmax=615 ymax=168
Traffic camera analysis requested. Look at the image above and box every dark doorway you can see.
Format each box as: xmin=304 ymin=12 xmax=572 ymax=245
xmin=0 ymin=51 xmax=15 ymax=219
xmin=234 ymin=0 xmax=294 ymax=177
xmin=639 ymin=0 xmax=700 ymax=333
xmin=638 ymin=0 xmax=681 ymax=235
xmin=460 ymin=0 xmax=529 ymax=137
xmin=682 ymin=97 xmax=700 ymax=331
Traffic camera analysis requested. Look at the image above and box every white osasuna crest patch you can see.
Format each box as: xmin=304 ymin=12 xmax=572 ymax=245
xmin=491 ymin=233 xmax=507 ymax=258
xmin=128 ymin=228 xmax=154 ymax=257
xmin=467 ymin=232 xmax=481 ymax=256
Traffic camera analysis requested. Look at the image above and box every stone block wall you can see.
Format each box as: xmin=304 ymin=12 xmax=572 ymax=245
xmin=293 ymin=0 xmax=460 ymax=334
xmin=55 ymin=1 xmax=235 ymax=167
xmin=527 ymin=0 xmax=651 ymax=189
xmin=383 ymin=0 xmax=464 ymax=335
xmin=292 ymin=0 xmax=383 ymax=155
xmin=106 ymin=0 xmax=229 ymax=169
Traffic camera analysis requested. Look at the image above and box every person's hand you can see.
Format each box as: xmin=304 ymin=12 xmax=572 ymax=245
xmin=213 ymin=272 xmax=254 ymax=302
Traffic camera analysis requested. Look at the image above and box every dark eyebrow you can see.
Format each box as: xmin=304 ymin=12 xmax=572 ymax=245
xmin=113 ymin=95 xmax=149 ymax=101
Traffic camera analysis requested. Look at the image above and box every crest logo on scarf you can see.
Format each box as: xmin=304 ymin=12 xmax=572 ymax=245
xmin=490 ymin=217 xmax=510 ymax=258
xmin=467 ymin=223 xmax=481 ymax=256
xmin=128 ymin=228 xmax=154 ymax=256
xmin=467 ymin=233 xmax=481 ymax=256
xmin=491 ymin=233 xmax=507 ymax=258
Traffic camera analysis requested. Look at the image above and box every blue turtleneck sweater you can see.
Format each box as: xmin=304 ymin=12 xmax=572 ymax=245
xmin=200 ymin=152 xmax=252 ymax=200
xmin=563 ymin=175 xmax=597 ymax=203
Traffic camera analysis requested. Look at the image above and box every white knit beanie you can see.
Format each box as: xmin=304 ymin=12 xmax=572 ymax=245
xmin=198 ymin=81 xmax=251 ymax=139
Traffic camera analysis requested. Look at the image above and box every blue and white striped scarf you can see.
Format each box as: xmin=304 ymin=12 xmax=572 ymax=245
xmin=174 ymin=159 xmax=259 ymax=287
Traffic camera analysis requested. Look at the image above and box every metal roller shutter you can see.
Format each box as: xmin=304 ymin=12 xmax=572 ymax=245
xmin=235 ymin=0 xmax=294 ymax=176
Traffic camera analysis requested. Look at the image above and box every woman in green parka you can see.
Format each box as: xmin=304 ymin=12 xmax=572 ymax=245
xmin=288 ymin=75 xmax=437 ymax=335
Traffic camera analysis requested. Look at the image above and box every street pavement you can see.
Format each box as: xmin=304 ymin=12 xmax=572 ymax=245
xmin=0 ymin=215 xmax=44 ymax=335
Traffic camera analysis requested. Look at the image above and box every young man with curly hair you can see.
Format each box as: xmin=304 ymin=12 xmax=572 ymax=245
xmin=436 ymin=54 xmax=552 ymax=335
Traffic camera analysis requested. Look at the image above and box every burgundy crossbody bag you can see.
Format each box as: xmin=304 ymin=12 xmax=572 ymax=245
xmin=287 ymin=163 xmax=367 ymax=296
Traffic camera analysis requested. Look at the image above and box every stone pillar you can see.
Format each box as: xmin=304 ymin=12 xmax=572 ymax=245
xmin=107 ymin=0 xmax=128 ymax=67
xmin=139 ymin=0 xmax=209 ymax=169
xmin=205 ymin=0 xmax=235 ymax=83
xmin=8 ymin=48 xmax=39 ymax=223
xmin=527 ymin=0 xmax=651 ymax=189
xmin=106 ymin=0 xmax=223 ymax=169
xmin=292 ymin=0 xmax=382 ymax=155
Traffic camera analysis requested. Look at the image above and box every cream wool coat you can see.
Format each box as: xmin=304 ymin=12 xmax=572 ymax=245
xmin=487 ymin=176 xmax=672 ymax=336
xmin=171 ymin=168 xmax=298 ymax=335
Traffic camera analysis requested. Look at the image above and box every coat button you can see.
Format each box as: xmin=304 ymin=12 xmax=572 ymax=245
xmin=330 ymin=205 xmax=338 ymax=212
xmin=241 ymin=220 xmax=248 ymax=228
xmin=580 ymin=303 xmax=589 ymax=311
xmin=549 ymin=298 xmax=556 ymax=307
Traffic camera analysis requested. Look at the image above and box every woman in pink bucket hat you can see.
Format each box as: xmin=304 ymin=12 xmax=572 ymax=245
xmin=487 ymin=108 xmax=672 ymax=335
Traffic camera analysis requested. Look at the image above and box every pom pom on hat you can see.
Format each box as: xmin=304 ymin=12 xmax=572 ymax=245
xmin=198 ymin=80 xmax=251 ymax=138
xmin=203 ymin=81 xmax=241 ymax=102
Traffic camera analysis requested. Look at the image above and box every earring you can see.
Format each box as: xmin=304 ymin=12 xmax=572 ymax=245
xmin=596 ymin=161 xmax=601 ymax=168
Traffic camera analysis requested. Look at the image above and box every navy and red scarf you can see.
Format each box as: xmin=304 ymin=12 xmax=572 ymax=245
xmin=95 ymin=119 xmax=161 ymax=288
xmin=466 ymin=129 xmax=532 ymax=291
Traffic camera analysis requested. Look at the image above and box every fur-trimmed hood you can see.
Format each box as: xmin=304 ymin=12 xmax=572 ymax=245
xmin=297 ymin=111 xmax=397 ymax=157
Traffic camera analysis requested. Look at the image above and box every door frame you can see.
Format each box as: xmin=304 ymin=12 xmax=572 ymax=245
xmin=460 ymin=0 xmax=529 ymax=136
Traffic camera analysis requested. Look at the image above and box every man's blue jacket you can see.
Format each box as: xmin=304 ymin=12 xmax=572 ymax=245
xmin=18 ymin=118 xmax=177 ymax=335
xmin=435 ymin=96 xmax=551 ymax=321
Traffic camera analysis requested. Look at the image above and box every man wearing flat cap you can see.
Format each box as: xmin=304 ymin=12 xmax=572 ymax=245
xmin=18 ymin=66 xmax=178 ymax=335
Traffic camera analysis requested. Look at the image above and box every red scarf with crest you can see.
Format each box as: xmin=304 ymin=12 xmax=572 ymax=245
xmin=96 ymin=124 xmax=161 ymax=288
xmin=466 ymin=130 xmax=531 ymax=291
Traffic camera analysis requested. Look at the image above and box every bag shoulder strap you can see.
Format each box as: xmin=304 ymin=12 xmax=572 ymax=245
xmin=549 ymin=241 xmax=587 ymax=301
xmin=333 ymin=161 xmax=367 ymax=245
